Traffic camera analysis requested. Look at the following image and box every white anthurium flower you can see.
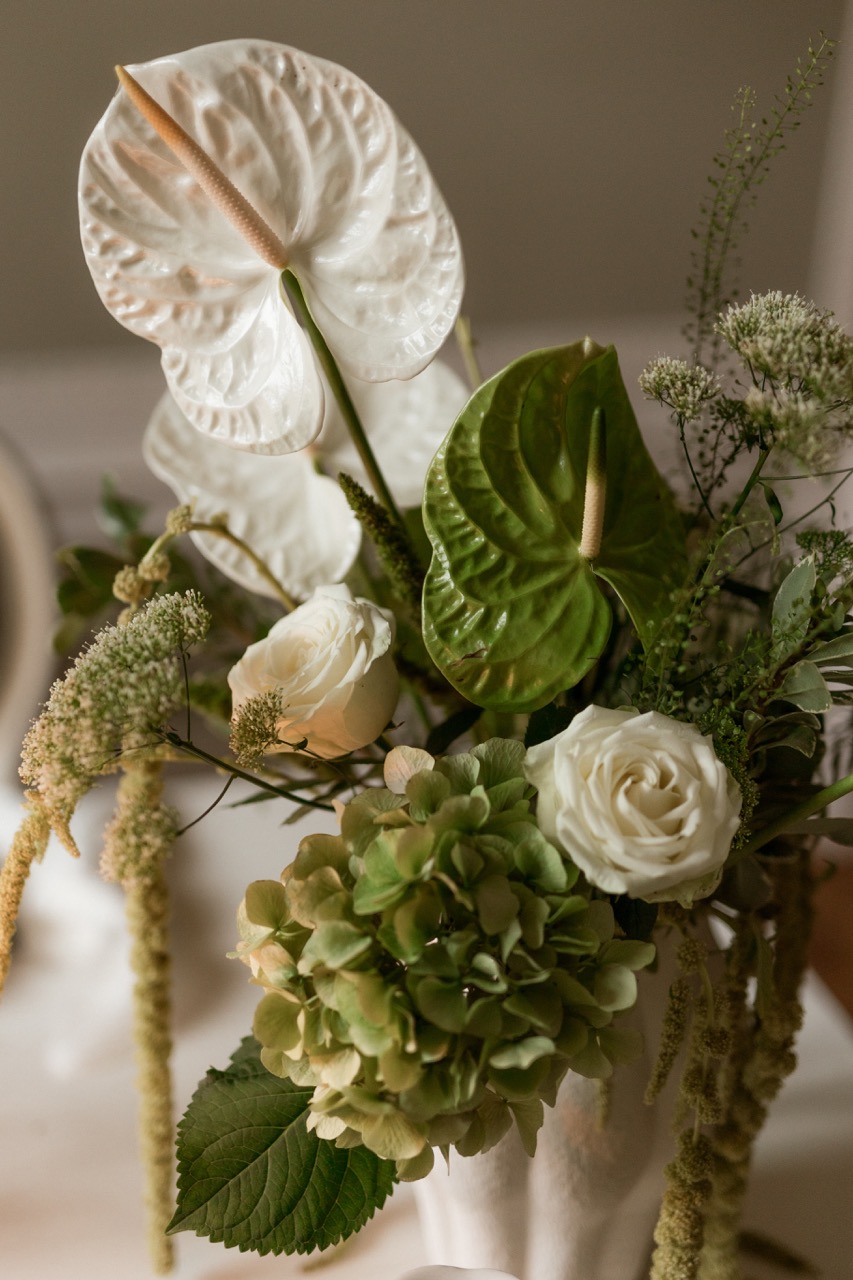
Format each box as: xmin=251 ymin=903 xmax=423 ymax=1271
xmin=79 ymin=39 xmax=464 ymax=455
xmin=143 ymin=359 xmax=468 ymax=600
xmin=143 ymin=391 xmax=359 ymax=602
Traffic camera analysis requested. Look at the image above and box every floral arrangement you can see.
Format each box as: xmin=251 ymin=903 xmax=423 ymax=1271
xmin=1 ymin=31 xmax=851 ymax=1280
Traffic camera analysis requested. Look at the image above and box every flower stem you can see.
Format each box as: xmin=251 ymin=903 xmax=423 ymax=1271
xmin=455 ymin=315 xmax=483 ymax=390
xmin=143 ymin=518 xmax=297 ymax=612
xmin=678 ymin=416 xmax=715 ymax=520
xmin=736 ymin=770 xmax=853 ymax=858
xmin=162 ymin=731 xmax=335 ymax=812
xmin=282 ymin=269 xmax=406 ymax=531
xmin=728 ymin=447 xmax=771 ymax=521
xmin=187 ymin=521 xmax=298 ymax=610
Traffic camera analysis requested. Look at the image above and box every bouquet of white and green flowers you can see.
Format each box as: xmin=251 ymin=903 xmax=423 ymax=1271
xmin=2 ymin=31 xmax=850 ymax=1280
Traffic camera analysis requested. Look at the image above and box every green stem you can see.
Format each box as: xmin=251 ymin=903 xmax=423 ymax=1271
xmin=455 ymin=315 xmax=483 ymax=390
xmin=736 ymin=770 xmax=853 ymax=858
xmin=728 ymin=447 xmax=771 ymax=521
xmin=282 ymin=269 xmax=406 ymax=531
xmin=188 ymin=522 xmax=298 ymax=610
xmin=143 ymin=517 xmax=297 ymax=612
xmin=162 ymin=733 xmax=335 ymax=812
xmin=678 ymin=416 xmax=715 ymax=521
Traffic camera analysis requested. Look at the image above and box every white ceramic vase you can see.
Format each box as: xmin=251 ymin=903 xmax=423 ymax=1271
xmin=413 ymin=933 xmax=680 ymax=1280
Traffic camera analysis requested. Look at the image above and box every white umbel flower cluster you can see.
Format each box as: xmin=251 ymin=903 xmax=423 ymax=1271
xmin=639 ymin=356 xmax=720 ymax=424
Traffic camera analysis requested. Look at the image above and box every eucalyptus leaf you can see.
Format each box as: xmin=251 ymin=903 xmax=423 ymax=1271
xmin=169 ymin=1037 xmax=396 ymax=1254
xmin=809 ymin=631 xmax=853 ymax=665
xmin=710 ymin=485 xmax=778 ymax=574
xmin=771 ymin=557 xmax=816 ymax=655
xmin=422 ymin=340 xmax=687 ymax=711
xmin=567 ymin=1037 xmax=613 ymax=1080
xmin=777 ymin=660 xmax=832 ymax=712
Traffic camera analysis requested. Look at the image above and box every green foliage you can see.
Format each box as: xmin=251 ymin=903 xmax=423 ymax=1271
xmin=686 ymin=34 xmax=836 ymax=366
xmin=422 ymin=341 xmax=687 ymax=712
xmin=237 ymin=738 xmax=654 ymax=1178
xmin=338 ymin=470 xmax=425 ymax=612
xmin=169 ymin=1037 xmax=396 ymax=1254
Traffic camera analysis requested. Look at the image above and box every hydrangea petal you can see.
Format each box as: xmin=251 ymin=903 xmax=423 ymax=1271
xmin=79 ymin=39 xmax=464 ymax=451
xmin=143 ymin=391 xmax=359 ymax=600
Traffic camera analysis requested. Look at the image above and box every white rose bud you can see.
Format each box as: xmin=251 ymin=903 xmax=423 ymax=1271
xmin=524 ymin=706 xmax=741 ymax=905
xmin=228 ymin=584 xmax=399 ymax=759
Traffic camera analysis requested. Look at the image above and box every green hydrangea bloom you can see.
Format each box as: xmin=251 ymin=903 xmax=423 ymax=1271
xmin=233 ymin=738 xmax=654 ymax=1178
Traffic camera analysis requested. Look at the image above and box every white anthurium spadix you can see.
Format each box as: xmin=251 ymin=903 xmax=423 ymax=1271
xmin=79 ymin=40 xmax=464 ymax=454
xmin=143 ymin=359 xmax=469 ymax=600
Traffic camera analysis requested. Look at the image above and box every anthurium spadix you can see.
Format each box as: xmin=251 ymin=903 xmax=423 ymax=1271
xmin=79 ymin=40 xmax=464 ymax=454
xmin=422 ymin=340 xmax=688 ymax=712
xmin=144 ymin=360 xmax=469 ymax=601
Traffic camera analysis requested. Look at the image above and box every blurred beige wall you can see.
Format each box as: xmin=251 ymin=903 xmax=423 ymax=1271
xmin=0 ymin=0 xmax=846 ymax=355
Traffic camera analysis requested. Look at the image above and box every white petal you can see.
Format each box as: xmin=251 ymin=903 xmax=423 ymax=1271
xmin=143 ymin=391 xmax=360 ymax=599
xmin=322 ymin=360 xmax=469 ymax=507
xmin=296 ymin=120 xmax=465 ymax=381
xmin=161 ymin=281 xmax=324 ymax=453
xmin=79 ymin=39 xmax=464 ymax=447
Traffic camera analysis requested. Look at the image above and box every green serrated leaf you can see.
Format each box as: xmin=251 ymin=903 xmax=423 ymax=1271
xmin=169 ymin=1037 xmax=396 ymax=1255
xmin=422 ymin=341 xmax=686 ymax=711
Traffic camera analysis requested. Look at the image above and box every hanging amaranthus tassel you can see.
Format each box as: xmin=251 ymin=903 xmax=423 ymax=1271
xmin=0 ymin=795 xmax=51 ymax=995
xmin=698 ymin=848 xmax=813 ymax=1280
xmin=648 ymin=929 xmax=718 ymax=1280
xmin=102 ymin=759 xmax=179 ymax=1275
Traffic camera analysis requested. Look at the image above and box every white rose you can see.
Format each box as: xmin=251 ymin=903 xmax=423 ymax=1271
xmin=524 ymin=706 xmax=741 ymax=905
xmin=228 ymin=584 xmax=399 ymax=758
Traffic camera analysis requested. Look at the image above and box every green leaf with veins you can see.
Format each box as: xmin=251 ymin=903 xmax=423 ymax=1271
xmin=422 ymin=340 xmax=686 ymax=711
xmin=168 ymin=1037 xmax=396 ymax=1255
